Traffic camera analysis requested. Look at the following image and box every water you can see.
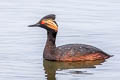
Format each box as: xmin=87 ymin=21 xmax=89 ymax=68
xmin=0 ymin=0 xmax=120 ymax=80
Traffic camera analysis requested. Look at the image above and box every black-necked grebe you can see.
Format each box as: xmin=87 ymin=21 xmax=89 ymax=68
xmin=29 ymin=14 xmax=111 ymax=61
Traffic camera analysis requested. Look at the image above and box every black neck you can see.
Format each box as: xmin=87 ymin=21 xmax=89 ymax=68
xmin=47 ymin=31 xmax=57 ymax=46
xmin=43 ymin=31 xmax=57 ymax=60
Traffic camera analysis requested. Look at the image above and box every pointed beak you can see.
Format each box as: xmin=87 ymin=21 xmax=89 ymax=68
xmin=28 ymin=24 xmax=41 ymax=27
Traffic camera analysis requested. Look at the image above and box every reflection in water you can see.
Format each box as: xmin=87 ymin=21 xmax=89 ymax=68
xmin=43 ymin=59 xmax=105 ymax=80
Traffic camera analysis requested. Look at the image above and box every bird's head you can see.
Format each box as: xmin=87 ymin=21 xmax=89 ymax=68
xmin=28 ymin=14 xmax=58 ymax=32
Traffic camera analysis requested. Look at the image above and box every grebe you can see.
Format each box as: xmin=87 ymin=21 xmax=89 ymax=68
xmin=29 ymin=14 xmax=111 ymax=61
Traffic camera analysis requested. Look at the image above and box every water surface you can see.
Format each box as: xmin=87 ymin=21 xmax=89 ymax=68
xmin=0 ymin=0 xmax=120 ymax=80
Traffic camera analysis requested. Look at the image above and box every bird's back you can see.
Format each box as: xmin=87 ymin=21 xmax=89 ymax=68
xmin=54 ymin=44 xmax=110 ymax=61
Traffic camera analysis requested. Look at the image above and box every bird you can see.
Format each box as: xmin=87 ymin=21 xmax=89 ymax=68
xmin=28 ymin=14 xmax=111 ymax=61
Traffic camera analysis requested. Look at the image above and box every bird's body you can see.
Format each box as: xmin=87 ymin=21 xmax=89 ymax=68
xmin=29 ymin=14 xmax=111 ymax=61
xmin=55 ymin=44 xmax=109 ymax=61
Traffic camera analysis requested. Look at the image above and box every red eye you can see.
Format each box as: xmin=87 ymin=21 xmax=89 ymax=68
xmin=41 ymin=20 xmax=45 ymax=24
